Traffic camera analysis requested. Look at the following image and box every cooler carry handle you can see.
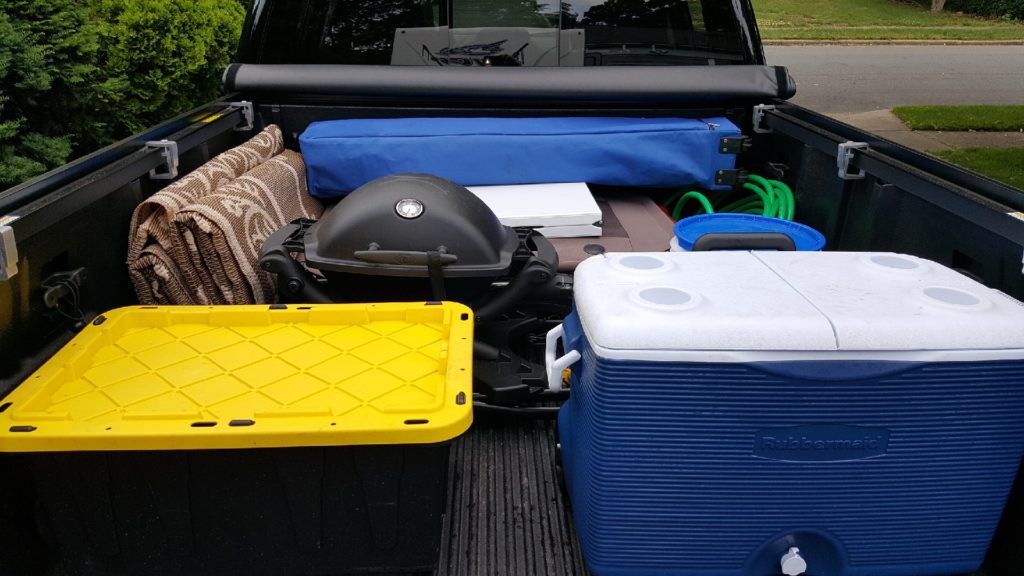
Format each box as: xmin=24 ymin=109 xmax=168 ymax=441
xmin=545 ymin=324 xmax=581 ymax=392
xmin=691 ymin=232 xmax=796 ymax=252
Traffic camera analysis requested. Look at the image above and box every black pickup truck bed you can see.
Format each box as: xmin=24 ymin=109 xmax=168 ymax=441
xmin=2 ymin=1 xmax=1023 ymax=574
xmin=439 ymin=419 xmax=586 ymax=576
xmin=2 ymin=93 xmax=1022 ymax=576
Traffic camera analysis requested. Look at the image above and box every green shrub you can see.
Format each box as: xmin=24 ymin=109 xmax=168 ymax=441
xmin=945 ymin=0 xmax=1024 ymax=20
xmin=0 ymin=0 xmax=245 ymax=189
xmin=0 ymin=0 xmax=101 ymax=186
xmin=87 ymin=0 xmax=246 ymax=140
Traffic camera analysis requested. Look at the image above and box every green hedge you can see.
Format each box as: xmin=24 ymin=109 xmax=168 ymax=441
xmin=0 ymin=0 xmax=100 ymax=186
xmin=1 ymin=0 xmax=245 ymax=188
xmin=88 ymin=0 xmax=246 ymax=139
xmin=945 ymin=0 xmax=1024 ymax=20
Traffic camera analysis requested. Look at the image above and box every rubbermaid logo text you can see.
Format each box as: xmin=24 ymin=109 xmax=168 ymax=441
xmin=753 ymin=424 xmax=891 ymax=462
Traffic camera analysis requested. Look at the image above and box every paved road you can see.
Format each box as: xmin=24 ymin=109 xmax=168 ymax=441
xmin=765 ymin=45 xmax=1024 ymax=113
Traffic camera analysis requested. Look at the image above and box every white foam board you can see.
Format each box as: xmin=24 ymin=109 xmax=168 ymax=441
xmin=532 ymin=224 xmax=602 ymax=238
xmin=466 ymin=183 xmax=602 ymax=238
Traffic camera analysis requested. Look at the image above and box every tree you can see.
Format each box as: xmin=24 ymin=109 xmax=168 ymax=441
xmin=0 ymin=0 xmax=100 ymax=187
xmin=932 ymin=0 xmax=947 ymax=11
xmin=86 ymin=0 xmax=246 ymax=139
xmin=0 ymin=0 xmax=245 ymax=188
xmin=580 ymin=0 xmax=696 ymax=29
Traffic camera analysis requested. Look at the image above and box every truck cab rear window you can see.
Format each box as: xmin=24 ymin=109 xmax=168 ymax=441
xmin=241 ymin=0 xmax=748 ymax=66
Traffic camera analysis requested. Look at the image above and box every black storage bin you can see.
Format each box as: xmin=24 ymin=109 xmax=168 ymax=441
xmin=0 ymin=304 xmax=474 ymax=576
xmin=0 ymin=455 xmax=46 ymax=576
xmin=29 ymin=445 xmax=448 ymax=576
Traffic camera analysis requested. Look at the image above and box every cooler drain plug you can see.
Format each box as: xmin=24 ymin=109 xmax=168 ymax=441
xmin=780 ymin=547 xmax=807 ymax=576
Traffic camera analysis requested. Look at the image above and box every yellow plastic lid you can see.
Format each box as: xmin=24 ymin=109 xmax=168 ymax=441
xmin=0 ymin=303 xmax=474 ymax=452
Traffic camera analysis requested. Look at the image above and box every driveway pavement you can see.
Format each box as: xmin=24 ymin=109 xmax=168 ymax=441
xmin=765 ymin=45 xmax=1024 ymax=153
xmin=765 ymin=45 xmax=1024 ymax=114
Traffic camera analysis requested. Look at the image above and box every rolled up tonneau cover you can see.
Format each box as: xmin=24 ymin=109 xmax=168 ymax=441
xmin=223 ymin=64 xmax=796 ymax=106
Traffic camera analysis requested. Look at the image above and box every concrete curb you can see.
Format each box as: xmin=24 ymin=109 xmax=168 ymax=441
xmin=765 ymin=39 xmax=1024 ymax=46
xmin=827 ymin=109 xmax=1024 ymax=152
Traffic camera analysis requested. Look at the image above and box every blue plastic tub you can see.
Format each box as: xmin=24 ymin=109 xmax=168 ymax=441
xmin=672 ymin=213 xmax=826 ymax=251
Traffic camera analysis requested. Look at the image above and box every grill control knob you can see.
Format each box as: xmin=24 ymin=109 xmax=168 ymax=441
xmin=780 ymin=547 xmax=807 ymax=576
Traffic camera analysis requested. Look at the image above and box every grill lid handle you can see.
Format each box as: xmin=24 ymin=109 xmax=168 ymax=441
xmin=353 ymin=244 xmax=459 ymax=266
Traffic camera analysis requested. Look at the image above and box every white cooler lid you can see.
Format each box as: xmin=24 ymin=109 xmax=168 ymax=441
xmin=756 ymin=251 xmax=1024 ymax=352
xmin=572 ymin=252 xmax=1024 ymax=358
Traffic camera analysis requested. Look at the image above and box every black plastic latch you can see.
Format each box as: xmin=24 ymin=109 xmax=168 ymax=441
xmin=719 ymin=136 xmax=752 ymax=155
xmin=715 ymin=169 xmax=749 ymax=187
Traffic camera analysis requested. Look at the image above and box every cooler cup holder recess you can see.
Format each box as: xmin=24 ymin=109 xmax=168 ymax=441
xmin=628 ymin=286 xmax=703 ymax=312
xmin=861 ymin=253 xmax=929 ymax=274
xmin=609 ymin=254 xmax=672 ymax=274
xmin=917 ymin=286 xmax=990 ymax=311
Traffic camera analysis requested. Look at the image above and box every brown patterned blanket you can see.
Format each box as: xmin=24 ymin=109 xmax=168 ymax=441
xmin=127 ymin=125 xmax=323 ymax=305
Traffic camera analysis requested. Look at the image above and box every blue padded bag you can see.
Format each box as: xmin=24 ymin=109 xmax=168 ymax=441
xmin=299 ymin=117 xmax=742 ymax=199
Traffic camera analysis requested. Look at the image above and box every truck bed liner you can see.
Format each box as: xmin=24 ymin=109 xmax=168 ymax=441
xmin=439 ymin=419 xmax=588 ymax=576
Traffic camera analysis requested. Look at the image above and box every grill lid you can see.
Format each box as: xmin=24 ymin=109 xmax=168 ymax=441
xmin=303 ymin=174 xmax=519 ymax=278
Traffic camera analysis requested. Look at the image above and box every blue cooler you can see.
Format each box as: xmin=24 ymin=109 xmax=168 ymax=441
xmin=549 ymin=252 xmax=1024 ymax=576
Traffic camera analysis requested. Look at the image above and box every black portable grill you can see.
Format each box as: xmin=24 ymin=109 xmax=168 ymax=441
xmin=260 ymin=173 xmax=571 ymax=403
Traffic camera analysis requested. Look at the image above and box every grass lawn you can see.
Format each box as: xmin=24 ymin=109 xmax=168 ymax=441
xmin=893 ymin=105 xmax=1024 ymax=131
xmin=753 ymin=0 xmax=1024 ymax=40
xmin=935 ymin=147 xmax=1024 ymax=189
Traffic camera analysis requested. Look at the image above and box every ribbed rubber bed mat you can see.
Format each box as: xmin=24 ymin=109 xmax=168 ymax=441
xmin=437 ymin=418 xmax=588 ymax=576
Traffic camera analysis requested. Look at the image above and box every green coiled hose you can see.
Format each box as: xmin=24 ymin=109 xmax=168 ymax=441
xmin=664 ymin=174 xmax=796 ymax=221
